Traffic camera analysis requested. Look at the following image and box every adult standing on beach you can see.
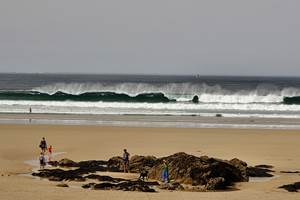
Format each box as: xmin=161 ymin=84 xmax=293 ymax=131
xmin=39 ymin=137 xmax=47 ymax=153
xmin=123 ymin=149 xmax=130 ymax=173
xmin=161 ymin=160 xmax=169 ymax=183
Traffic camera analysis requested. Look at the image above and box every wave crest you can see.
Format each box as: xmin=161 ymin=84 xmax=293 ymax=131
xmin=0 ymin=91 xmax=175 ymax=103
xmin=33 ymin=82 xmax=300 ymax=104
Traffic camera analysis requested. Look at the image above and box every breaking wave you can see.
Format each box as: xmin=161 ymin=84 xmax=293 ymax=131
xmin=32 ymin=82 xmax=300 ymax=104
xmin=0 ymin=91 xmax=175 ymax=103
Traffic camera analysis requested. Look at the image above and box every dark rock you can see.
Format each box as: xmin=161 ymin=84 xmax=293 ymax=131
xmin=56 ymin=183 xmax=69 ymax=187
xmin=32 ymin=168 xmax=86 ymax=182
xmin=115 ymin=180 xmax=156 ymax=192
xmin=48 ymin=161 xmax=59 ymax=167
xmin=192 ymin=95 xmax=199 ymax=103
xmin=84 ymin=174 xmax=127 ymax=182
xmin=58 ymin=158 xmax=79 ymax=167
xmin=107 ymin=156 xmax=124 ymax=172
xmin=94 ymin=182 xmax=116 ymax=190
xmin=148 ymin=152 xmax=248 ymax=190
xmin=254 ymin=164 xmax=273 ymax=169
xmin=78 ymin=160 xmax=107 ymax=169
xmin=279 ymin=182 xmax=300 ymax=192
xmin=280 ymin=171 xmax=300 ymax=174
xmin=229 ymin=158 xmax=249 ymax=181
xmin=205 ymin=177 xmax=226 ymax=190
xmin=90 ymin=180 xmax=157 ymax=192
xmin=247 ymin=167 xmax=274 ymax=177
xmin=159 ymin=182 xmax=184 ymax=190
xmin=48 ymin=176 xmax=64 ymax=182
xmin=129 ymin=155 xmax=157 ymax=173
xmin=82 ymin=183 xmax=96 ymax=189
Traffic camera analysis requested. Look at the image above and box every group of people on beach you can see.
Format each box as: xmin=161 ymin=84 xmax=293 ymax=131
xmin=122 ymin=149 xmax=169 ymax=183
xmin=37 ymin=142 xmax=168 ymax=182
xmin=38 ymin=137 xmax=52 ymax=169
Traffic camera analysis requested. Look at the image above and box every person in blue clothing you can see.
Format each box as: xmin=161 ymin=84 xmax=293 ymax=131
xmin=123 ymin=149 xmax=130 ymax=173
xmin=161 ymin=159 xmax=169 ymax=183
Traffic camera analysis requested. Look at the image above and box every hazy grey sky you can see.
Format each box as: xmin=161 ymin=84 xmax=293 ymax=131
xmin=0 ymin=0 xmax=300 ymax=76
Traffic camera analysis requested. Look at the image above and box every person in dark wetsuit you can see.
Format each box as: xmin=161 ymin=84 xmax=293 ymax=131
xmin=39 ymin=137 xmax=47 ymax=153
xmin=123 ymin=149 xmax=130 ymax=173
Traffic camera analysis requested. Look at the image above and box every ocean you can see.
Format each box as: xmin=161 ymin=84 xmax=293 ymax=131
xmin=0 ymin=73 xmax=300 ymax=119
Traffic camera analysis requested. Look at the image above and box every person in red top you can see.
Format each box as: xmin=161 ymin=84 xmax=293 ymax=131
xmin=48 ymin=145 xmax=53 ymax=161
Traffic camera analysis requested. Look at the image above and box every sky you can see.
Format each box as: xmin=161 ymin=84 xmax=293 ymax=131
xmin=0 ymin=0 xmax=300 ymax=76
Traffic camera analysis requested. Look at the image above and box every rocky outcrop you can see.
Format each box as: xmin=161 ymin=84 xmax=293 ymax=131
xmin=159 ymin=182 xmax=184 ymax=191
xmin=254 ymin=164 xmax=273 ymax=169
xmin=32 ymin=168 xmax=86 ymax=182
xmin=192 ymin=95 xmax=199 ymax=103
xmin=280 ymin=171 xmax=300 ymax=174
xmin=84 ymin=174 xmax=127 ymax=182
xmin=148 ymin=152 xmax=248 ymax=190
xmin=246 ymin=166 xmax=274 ymax=177
xmin=82 ymin=180 xmax=158 ymax=192
xmin=279 ymin=182 xmax=300 ymax=192
xmin=34 ymin=152 xmax=251 ymax=192
xmin=56 ymin=183 xmax=69 ymax=187
xmin=107 ymin=156 xmax=124 ymax=172
xmin=106 ymin=155 xmax=157 ymax=173
xmin=129 ymin=155 xmax=157 ymax=173
xmin=49 ymin=159 xmax=107 ymax=171
xmin=229 ymin=158 xmax=248 ymax=180
xmin=58 ymin=158 xmax=78 ymax=167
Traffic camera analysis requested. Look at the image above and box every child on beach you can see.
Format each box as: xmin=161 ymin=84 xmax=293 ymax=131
xmin=39 ymin=152 xmax=46 ymax=169
xmin=48 ymin=145 xmax=53 ymax=161
xmin=123 ymin=149 xmax=130 ymax=173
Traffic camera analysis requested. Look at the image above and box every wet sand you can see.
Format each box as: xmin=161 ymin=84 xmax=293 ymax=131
xmin=1 ymin=113 xmax=300 ymax=129
xmin=0 ymin=123 xmax=300 ymax=199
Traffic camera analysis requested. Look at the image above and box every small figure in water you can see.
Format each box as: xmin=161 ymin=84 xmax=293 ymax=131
xmin=29 ymin=107 xmax=32 ymax=114
xmin=123 ymin=149 xmax=130 ymax=173
xmin=161 ymin=160 xmax=169 ymax=183
xmin=39 ymin=152 xmax=46 ymax=169
xmin=39 ymin=137 xmax=47 ymax=153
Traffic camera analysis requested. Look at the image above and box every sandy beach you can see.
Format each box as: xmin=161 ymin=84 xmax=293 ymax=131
xmin=0 ymin=122 xmax=300 ymax=200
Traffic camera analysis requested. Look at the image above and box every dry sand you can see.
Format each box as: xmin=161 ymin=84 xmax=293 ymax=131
xmin=0 ymin=124 xmax=300 ymax=199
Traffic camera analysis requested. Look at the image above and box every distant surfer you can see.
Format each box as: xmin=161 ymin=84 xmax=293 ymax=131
xmin=29 ymin=107 xmax=32 ymax=114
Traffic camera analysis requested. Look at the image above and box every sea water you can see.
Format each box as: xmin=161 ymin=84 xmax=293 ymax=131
xmin=0 ymin=73 xmax=300 ymax=119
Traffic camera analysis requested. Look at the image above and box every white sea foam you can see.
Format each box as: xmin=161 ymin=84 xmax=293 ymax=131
xmin=33 ymin=82 xmax=300 ymax=104
xmin=0 ymin=100 xmax=300 ymax=119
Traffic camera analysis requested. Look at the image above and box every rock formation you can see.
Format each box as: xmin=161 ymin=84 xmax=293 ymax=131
xmin=148 ymin=152 xmax=248 ymax=190
xmin=192 ymin=95 xmax=199 ymax=103
xmin=279 ymin=182 xmax=300 ymax=192
xmin=34 ymin=152 xmax=252 ymax=192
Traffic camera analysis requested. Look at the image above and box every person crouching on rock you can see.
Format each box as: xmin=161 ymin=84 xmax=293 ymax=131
xmin=123 ymin=149 xmax=130 ymax=173
xmin=161 ymin=160 xmax=169 ymax=183
xmin=39 ymin=152 xmax=46 ymax=169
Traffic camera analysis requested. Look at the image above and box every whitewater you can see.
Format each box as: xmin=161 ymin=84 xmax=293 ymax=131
xmin=0 ymin=74 xmax=300 ymax=119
